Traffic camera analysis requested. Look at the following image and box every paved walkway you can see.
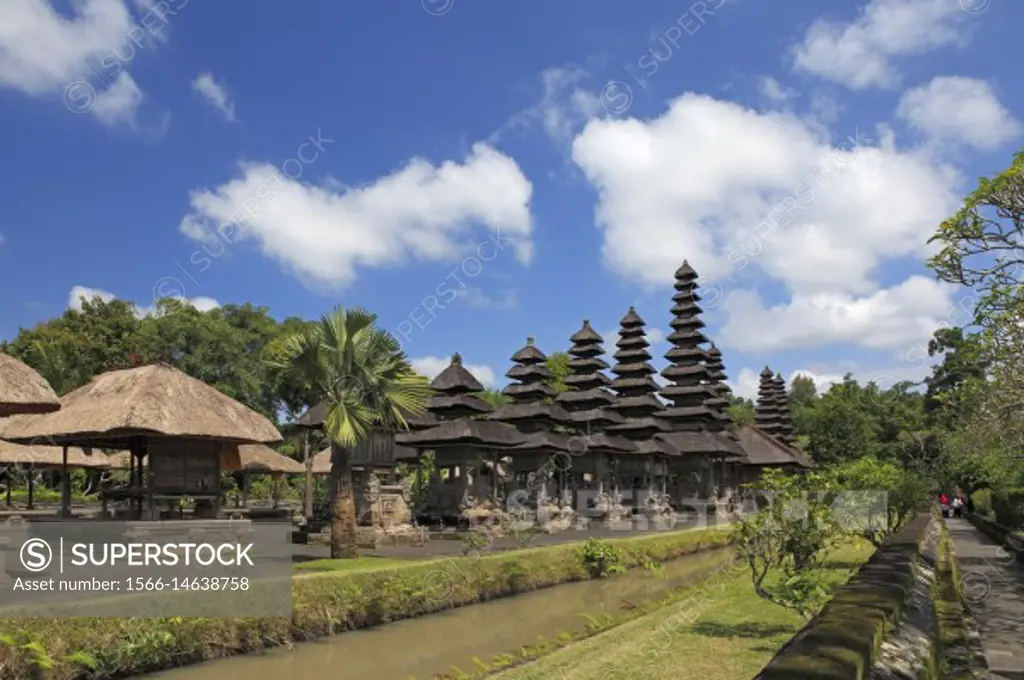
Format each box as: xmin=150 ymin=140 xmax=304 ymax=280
xmin=947 ymin=518 xmax=1024 ymax=679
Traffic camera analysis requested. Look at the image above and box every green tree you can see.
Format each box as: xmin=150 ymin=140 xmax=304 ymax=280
xmin=728 ymin=395 xmax=755 ymax=426
xmin=134 ymin=301 xmax=281 ymax=419
xmin=545 ymin=351 xmax=571 ymax=393
xmin=2 ymin=296 xmax=139 ymax=393
xmin=480 ymin=389 xmax=511 ymax=408
xmin=279 ymin=306 xmax=431 ymax=558
xmin=734 ymin=469 xmax=843 ymax=618
xmin=789 ymin=375 xmax=818 ymax=407
xmin=928 ymin=148 xmax=1024 ymax=325
xmin=805 ymin=376 xmax=878 ymax=465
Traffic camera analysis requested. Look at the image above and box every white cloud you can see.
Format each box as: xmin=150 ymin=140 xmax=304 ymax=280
xmin=68 ymin=285 xmax=116 ymax=310
xmin=0 ymin=0 xmax=173 ymax=124
xmin=411 ymin=356 xmax=497 ymax=388
xmin=67 ymin=285 xmax=219 ymax=317
xmin=90 ymin=71 xmax=142 ymax=125
xmin=758 ymin=76 xmax=797 ymax=103
xmin=179 ymin=143 xmax=534 ymax=290
xmin=897 ymin=76 xmax=1021 ymax=151
xmin=571 ymin=91 xmax=961 ymax=352
xmin=192 ymin=71 xmax=236 ymax=122
xmin=792 ymin=0 xmax=971 ymax=89
xmin=729 ymin=368 xmax=762 ymax=400
xmin=453 ymin=287 xmax=518 ymax=310
xmin=0 ymin=232 xmax=6 ymax=245
xmin=495 ymin=67 xmax=602 ymax=144
xmin=719 ymin=276 xmax=958 ymax=352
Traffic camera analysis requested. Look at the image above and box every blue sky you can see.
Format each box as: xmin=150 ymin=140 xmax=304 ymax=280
xmin=1 ymin=0 xmax=1021 ymax=398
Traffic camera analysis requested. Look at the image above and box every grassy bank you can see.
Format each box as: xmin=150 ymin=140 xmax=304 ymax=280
xmin=0 ymin=525 xmax=732 ymax=680
xmin=488 ymin=540 xmax=874 ymax=680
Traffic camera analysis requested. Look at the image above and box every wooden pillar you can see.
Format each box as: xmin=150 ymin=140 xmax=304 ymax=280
xmin=270 ymin=473 xmax=279 ymax=508
xmin=241 ymin=473 xmax=249 ymax=507
xmin=26 ymin=471 xmax=34 ymax=510
xmin=60 ymin=445 xmax=71 ymax=517
xmin=4 ymin=468 xmax=10 ymax=507
xmin=143 ymin=440 xmax=155 ymax=520
xmin=302 ymin=430 xmax=313 ymax=521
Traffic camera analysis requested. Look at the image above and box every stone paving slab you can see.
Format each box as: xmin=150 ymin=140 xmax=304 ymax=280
xmin=947 ymin=518 xmax=1024 ymax=678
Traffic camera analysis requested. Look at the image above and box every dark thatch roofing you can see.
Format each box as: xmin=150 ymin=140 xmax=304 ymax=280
xmin=430 ymin=353 xmax=486 ymax=394
xmin=0 ymin=363 xmax=281 ymax=446
xmin=428 ymin=394 xmax=494 ymax=415
xmin=486 ymin=401 xmax=572 ymax=424
xmin=0 ymin=353 xmax=60 ymax=417
xmin=675 ymin=260 xmax=698 ymax=281
xmin=394 ymin=420 xmax=526 ymax=448
xmin=736 ymin=425 xmax=812 ymax=468
xmin=569 ymin=320 xmax=603 ymax=344
xmin=656 ymin=430 xmax=746 ymax=459
xmin=620 ymin=306 xmax=645 ymax=327
xmin=510 ymin=337 xmax=546 ymax=364
xmin=508 ymin=430 xmax=573 ymax=454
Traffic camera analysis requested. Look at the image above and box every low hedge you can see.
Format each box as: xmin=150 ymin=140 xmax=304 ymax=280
xmin=754 ymin=514 xmax=932 ymax=680
xmin=0 ymin=525 xmax=733 ymax=679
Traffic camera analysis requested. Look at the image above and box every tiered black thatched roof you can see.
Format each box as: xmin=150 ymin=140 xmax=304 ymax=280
xmin=487 ymin=338 xmax=572 ymax=432
xmin=655 ymin=262 xmax=745 ymax=459
xmin=396 ymin=354 xmax=525 ymax=449
xmin=754 ymin=366 xmax=782 ymax=437
xmin=555 ymin=320 xmax=635 ymax=454
xmin=703 ymin=344 xmax=732 ymax=416
xmin=659 ymin=261 xmax=719 ymax=431
xmin=773 ymin=372 xmax=796 ymax=445
xmin=606 ymin=307 xmax=669 ymax=443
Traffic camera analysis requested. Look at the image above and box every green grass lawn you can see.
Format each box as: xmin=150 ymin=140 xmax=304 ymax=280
xmin=492 ymin=540 xmax=875 ymax=680
xmin=293 ymin=556 xmax=418 ymax=572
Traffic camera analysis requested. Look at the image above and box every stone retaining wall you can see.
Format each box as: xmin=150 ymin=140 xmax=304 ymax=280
xmin=755 ymin=514 xmax=933 ymax=680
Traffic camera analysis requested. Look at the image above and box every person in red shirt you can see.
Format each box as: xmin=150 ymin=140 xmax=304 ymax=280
xmin=940 ymin=493 xmax=949 ymax=517
xmin=940 ymin=493 xmax=948 ymax=505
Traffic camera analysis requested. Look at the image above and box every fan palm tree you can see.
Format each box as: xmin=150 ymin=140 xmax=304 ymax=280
xmin=281 ymin=306 xmax=431 ymax=558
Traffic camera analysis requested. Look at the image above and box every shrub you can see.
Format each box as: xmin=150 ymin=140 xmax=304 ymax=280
xmin=971 ymin=488 xmax=994 ymax=519
xmin=576 ymin=538 xmax=625 ymax=578
xmin=993 ymin=488 xmax=1024 ymax=529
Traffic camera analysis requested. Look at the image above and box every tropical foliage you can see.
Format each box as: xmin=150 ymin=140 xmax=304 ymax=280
xmin=276 ymin=306 xmax=430 ymax=558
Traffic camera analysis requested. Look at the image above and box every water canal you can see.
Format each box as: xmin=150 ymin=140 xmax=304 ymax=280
xmin=149 ymin=547 xmax=734 ymax=680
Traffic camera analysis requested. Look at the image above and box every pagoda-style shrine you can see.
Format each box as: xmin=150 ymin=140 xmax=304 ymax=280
xmin=554 ymin=320 xmax=635 ymax=513
xmin=773 ymin=372 xmax=797 ymax=445
xmin=487 ymin=338 xmax=573 ymax=509
xmin=754 ymin=367 xmax=783 ymax=437
xmin=605 ymin=307 xmax=672 ymax=507
xmin=656 ymin=262 xmax=744 ymax=500
xmin=736 ymin=367 xmax=811 ymax=485
xmin=395 ymin=353 xmax=525 ymax=522
xmin=701 ymin=342 xmax=746 ymax=496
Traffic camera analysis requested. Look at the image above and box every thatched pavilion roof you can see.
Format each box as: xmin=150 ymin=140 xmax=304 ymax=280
xmin=236 ymin=445 xmax=304 ymax=474
xmin=735 ymin=425 xmax=812 ymax=468
xmin=395 ymin=420 xmax=526 ymax=449
xmin=0 ymin=353 xmax=60 ymax=417
xmin=0 ymin=363 xmax=281 ymax=446
xmin=0 ymin=440 xmax=113 ymax=469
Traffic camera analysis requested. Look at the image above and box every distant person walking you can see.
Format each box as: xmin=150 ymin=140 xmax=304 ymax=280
xmin=952 ymin=493 xmax=964 ymax=518
xmin=940 ymin=492 xmax=950 ymax=517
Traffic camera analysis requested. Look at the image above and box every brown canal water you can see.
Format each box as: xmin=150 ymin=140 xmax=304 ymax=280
xmin=149 ymin=547 xmax=734 ymax=680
